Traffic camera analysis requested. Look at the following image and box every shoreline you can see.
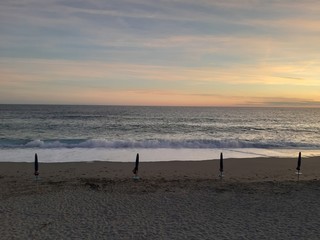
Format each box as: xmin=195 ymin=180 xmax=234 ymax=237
xmin=2 ymin=148 xmax=320 ymax=163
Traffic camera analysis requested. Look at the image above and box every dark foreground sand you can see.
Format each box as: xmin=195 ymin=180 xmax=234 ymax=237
xmin=1 ymin=157 xmax=320 ymax=239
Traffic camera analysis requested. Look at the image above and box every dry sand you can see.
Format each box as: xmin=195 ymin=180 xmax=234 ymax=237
xmin=1 ymin=157 xmax=320 ymax=239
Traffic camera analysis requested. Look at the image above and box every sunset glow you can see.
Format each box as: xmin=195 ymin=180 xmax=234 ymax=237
xmin=1 ymin=0 xmax=319 ymax=106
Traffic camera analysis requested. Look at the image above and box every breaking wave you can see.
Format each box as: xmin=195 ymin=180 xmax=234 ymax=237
xmin=0 ymin=139 xmax=319 ymax=149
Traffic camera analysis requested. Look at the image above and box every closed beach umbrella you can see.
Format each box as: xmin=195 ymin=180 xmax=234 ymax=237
xmin=34 ymin=153 xmax=39 ymax=177
xmin=296 ymin=152 xmax=302 ymax=181
xmin=220 ymin=152 xmax=224 ymax=173
xmin=296 ymin=152 xmax=302 ymax=172
xmin=219 ymin=152 xmax=224 ymax=178
xmin=132 ymin=153 xmax=139 ymax=175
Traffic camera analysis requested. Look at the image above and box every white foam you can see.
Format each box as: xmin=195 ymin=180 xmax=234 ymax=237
xmin=1 ymin=148 xmax=319 ymax=163
xmin=3 ymin=138 xmax=319 ymax=149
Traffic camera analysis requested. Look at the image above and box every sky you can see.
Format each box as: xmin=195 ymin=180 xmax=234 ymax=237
xmin=0 ymin=0 xmax=320 ymax=107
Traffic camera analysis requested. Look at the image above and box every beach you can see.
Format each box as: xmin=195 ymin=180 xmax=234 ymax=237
xmin=2 ymin=0 xmax=320 ymax=237
xmin=1 ymin=157 xmax=320 ymax=239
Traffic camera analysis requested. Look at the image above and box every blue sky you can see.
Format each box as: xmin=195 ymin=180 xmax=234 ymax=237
xmin=1 ymin=0 xmax=320 ymax=106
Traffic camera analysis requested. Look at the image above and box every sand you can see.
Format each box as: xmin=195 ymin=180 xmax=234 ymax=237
xmin=1 ymin=157 xmax=320 ymax=239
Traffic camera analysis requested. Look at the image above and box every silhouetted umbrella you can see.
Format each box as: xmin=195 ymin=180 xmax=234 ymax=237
xmin=34 ymin=153 xmax=39 ymax=179
xmin=296 ymin=152 xmax=302 ymax=181
xmin=132 ymin=153 xmax=139 ymax=175
xmin=296 ymin=152 xmax=302 ymax=172
xmin=219 ymin=152 xmax=224 ymax=178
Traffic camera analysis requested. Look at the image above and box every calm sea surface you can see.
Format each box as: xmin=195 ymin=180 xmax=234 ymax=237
xmin=1 ymin=105 xmax=320 ymax=162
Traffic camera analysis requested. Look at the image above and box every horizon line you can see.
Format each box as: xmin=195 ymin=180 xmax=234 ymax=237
xmin=1 ymin=103 xmax=319 ymax=109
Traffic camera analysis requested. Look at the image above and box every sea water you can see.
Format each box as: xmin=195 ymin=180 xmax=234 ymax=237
xmin=1 ymin=105 xmax=320 ymax=162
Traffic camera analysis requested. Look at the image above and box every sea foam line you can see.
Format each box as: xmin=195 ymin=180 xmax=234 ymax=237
xmin=0 ymin=138 xmax=319 ymax=149
xmin=1 ymin=148 xmax=320 ymax=163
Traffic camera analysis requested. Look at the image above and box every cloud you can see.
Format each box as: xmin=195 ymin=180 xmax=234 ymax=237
xmin=1 ymin=0 xmax=320 ymax=105
xmin=242 ymin=97 xmax=320 ymax=107
xmin=1 ymin=57 xmax=319 ymax=89
xmin=2 ymin=0 xmax=319 ymax=57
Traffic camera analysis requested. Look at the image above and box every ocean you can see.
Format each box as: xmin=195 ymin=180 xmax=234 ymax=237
xmin=1 ymin=104 xmax=320 ymax=162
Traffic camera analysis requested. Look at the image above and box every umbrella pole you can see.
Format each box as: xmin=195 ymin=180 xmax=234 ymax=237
xmin=35 ymin=170 xmax=39 ymax=193
xmin=219 ymin=170 xmax=223 ymax=180
xmin=36 ymin=178 xmax=39 ymax=193
xmin=133 ymin=171 xmax=140 ymax=180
